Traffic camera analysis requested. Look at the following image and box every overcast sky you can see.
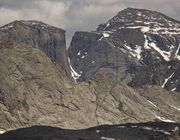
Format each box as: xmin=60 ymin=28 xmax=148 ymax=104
xmin=0 ymin=0 xmax=180 ymax=45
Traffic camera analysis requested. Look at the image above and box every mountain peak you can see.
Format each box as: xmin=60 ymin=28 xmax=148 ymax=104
xmin=97 ymin=8 xmax=180 ymax=35
xmin=0 ymin=20 xmax=69 ymax=75
xmin=0 ymin=20 xmax=65 ymax=32
xmin=119 ymin=7 xmax=157 ymax=13
xmin=117 ymin=7 xmax=171 ymax=19
xmin=70 ymin=8 xmax=180 ymax=92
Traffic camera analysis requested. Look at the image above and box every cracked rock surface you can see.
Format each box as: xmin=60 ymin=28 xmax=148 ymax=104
xmin=68 ymin=8 xmax=180 ymax=92
xmin=0 ymin=43 xmax=179 ymax=132
xmin=0 ymin=20 xmax=70 ymax=75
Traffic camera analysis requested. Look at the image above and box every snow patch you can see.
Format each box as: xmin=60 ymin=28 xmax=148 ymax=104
xmin=0 ymin=130 xmax=5 ymax=134
xmin=141 ymin=27 xmax=150 ymax=33
xmin=105 ymin=23 xmax=110 ymax=29
xmin=124 ymin=44 xmax=136 ymax=57
xmin=141 ymin=126 xmax=172 ymax=135
xmin=1 ymin=24 xmax=14 ymax=30
xmin=131 ymin=125 xmax=138 ymax=128
xmin=81 ymin=55 xmax=85 ymax=59
xmin=171 ymin=88 xmax=176 ymax=91
xmin=98 ymin=33 xmax=109 ymax=41
xmin=141 ymin=127 xmax=153 ymax=131
xmin=155 ymin=115 xmax=175 ymax=123
xmin=92 ymin=61 xmax=95 ymax=64
xmin=96 ymin=130 xmax=100 ymax=133
xmin=170 ymin=105 xmax=180 ymax=111
xmin=126 ymin=26 xmax=150 ymax=33
xmin=147 ymin=100 xmax=157 ymax=108
xmin=135 ymin=21 xmax=142 ymax=23
xmin=124 ymin=44 xmax=142 ymax=60
xmin=68 ymin=57 xmax=81 ymax=82
xmin=103 ymin=33 xmax=110 ymax=38
xmin=7 ymin=25 xmax=13 ymax=28
xmin=119 ymin=47 xmax=128 ymax=54
xmin=175 ymin=44 xmax=180 ymax=60
xmin=157 ymin=130 xmax=171 ymax=135
xmin=144 ymin=35 xmax=151 ymax=49
xmin=149 ymin=42 xmax=170 ymax=61
xmin=118 ymin=125 xmax=126 ymax=128
xmin=77 ymin=51 xmax=81 ymax=56
xmin=22 ymin=21 xmax=49 ymax=28
xmin=172 ymin=127 xmax=179 ymax=132
xmin=162 ymin=72 xmax=175 ymax=88
xmin=127 ymin=26 xmax=144 ymax=29
xmin=101 ymin=136 xmax=115 ymax=140
xmin=134 ymin=45 xmax=142 ymax=60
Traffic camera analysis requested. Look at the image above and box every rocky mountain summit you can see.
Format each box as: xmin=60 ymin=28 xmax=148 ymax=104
xmin=68 ymin=8 xmax=180 ymax=91
xmin=0 ymin=20 xmax=70 ymax=75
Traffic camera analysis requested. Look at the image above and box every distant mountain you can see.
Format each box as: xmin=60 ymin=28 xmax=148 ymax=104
xmin=68 ymin=8 xmax=180 ymax=92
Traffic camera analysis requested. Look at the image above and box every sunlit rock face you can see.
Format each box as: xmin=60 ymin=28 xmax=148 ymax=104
xmin=0 ymin=20 xmax=70 ymax=75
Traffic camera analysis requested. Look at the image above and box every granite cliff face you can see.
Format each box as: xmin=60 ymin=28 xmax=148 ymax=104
xmin=68 ymin=8 xmax=180 ymax=91
xmin=0 ymin=43 xmax=180 ymax=132
xmin=0 ymin=20 xmax=69 ymax=75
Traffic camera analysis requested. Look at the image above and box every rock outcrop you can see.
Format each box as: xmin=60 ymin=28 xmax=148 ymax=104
xmin=68 ymin=8 xmax=180 ymax=91
xmin=0 ymin=43 xmax=180 ymax=132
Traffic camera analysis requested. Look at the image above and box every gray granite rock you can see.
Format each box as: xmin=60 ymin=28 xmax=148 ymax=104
xmin=68 ymin=8 xmax=180 ymax=91
xmin=0 ymin=20 xmax=70 ymax=75
xmin=0 ymin=43 xmax=179 ymax=131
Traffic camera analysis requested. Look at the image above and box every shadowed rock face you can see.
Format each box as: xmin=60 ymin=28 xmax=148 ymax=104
xmin=129 ymin=60 xmax=180 ymax=91
xmin=0 ymin=122 xmax=180 ymax=140
xmin=0 ymin=20 xmax=70 ymax=75
xmin=68 ymin=8 xmax=180 ymax=92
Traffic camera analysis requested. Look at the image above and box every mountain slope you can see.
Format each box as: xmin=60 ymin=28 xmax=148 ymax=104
xmin=0 ymin=43 xmax=180 ymax=132
xmin=0 ymin=42 xmax=180 ymax=132
xmin=68 ymin=8 xmax=180 ymax=91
